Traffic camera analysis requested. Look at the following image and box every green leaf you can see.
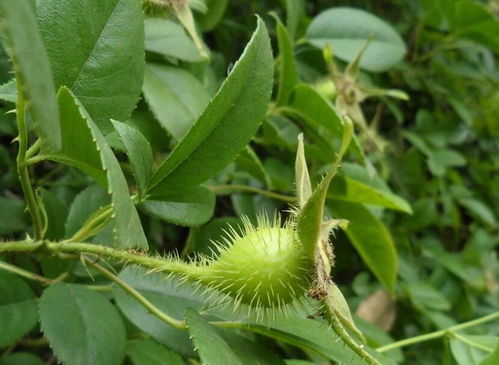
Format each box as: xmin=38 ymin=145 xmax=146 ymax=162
xmin=40 ymin=189 xmax=68 ymax=240
xmin=0 ymin=79 xmax=16 ymax=103
xmin=184 ymin=216 xmax=242 ymax=257
xmin=289 ymin=84 xmax=343 ymax=138
xmin=37 ymin=0 xmax=145 ymax=132
xmin=65 ymin=185 xmax=110 ymax=237
xmin=198 ymin=0 xmax=228 ymax=31
xmin=457 ymin=198 xmax=496 ymax=227
xmin=275 ymin=16 xmax=298 ymax=106
xmin=114 ymin=267 xmax=200 ymax=357
xmin=111 ymin=120 xmax=153 ymax=196
xmin=296 ymin=117 xmax=353 ymax=259
xmin=450 ymin=335 xmax=499 ymax=365
xmin=0 ymin=197 xmax=28 ymax=235
xmin=139 ymin=185 xmax=215 ymax=227
xmin=49 ymin=88 xmax=147 ymax=248
xmin=283 ymin=0 xmax=305 ymax=40
xmin=406 ymin=282 xmax=451 ymax=311
xmin=0 ymin=0 xmax=60 ymax=150
xmin=126 ymin=339 xmax=184 ymax=365
xmin=148 ymin=17 xmax=273 ymax=192
xmin=40 ymin=283 xmax=126 ymax=365
xmin=329 ymin=200 xmax=397 ymax=291
xmin=143 ymin=64 xmax=210 ymax=140
xmin=0 ymin=271 xmax=38 ymax=347
xmin=0 ymin=353 xmax=45 ymax=365
xmin=185 ymin=308 xmax=244 ymax=365
xmin=306 ymin=7 xmax=406 ymax=72
xmin=328 ymin=284 xmax=363 ymax=340
xmin=145 ymin=18 xmax=203 ymax=62
xmin=329 ymin=175 xmax=412 ymax=213
xmin=452 ymin=1 xmax=499 ymax=52
xmin=236 ymin=146 xmax=272 ymax=188
xmin=480 ymin=344 xmax=499 ymax=365
xmin=243 ymin=316 xmax=393 ymax=364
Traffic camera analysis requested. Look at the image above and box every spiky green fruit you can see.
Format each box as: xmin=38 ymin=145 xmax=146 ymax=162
xmin=191 ymin=224 xmax=313 ymax=309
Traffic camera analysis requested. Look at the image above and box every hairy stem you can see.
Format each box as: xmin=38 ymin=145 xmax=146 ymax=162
xmin=0 ymin=240 xmax=43 ymax=252
xmin=84 ymin=256 xmax=187 ymax=330
xmin=377 ymin=311 xmax=499 ymax=352
xmin=16 ymin=88 xmax=44 ymax=240
xmin=0 ymin=260 xmax=56 ymax=284
xmin=321 ymin=298 xmax=381 ymax=365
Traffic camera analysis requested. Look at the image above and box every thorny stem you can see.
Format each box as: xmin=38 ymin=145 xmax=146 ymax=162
xmin=0 ymin=260 xmax=57 ymax=284
xmin=211 ymin=185 xmax=296 ymax=203
xmin=377 ymin=311 xmax=499 ymax=352
xmin=321 ymin=298 xmax=381 ymax=365
xmin=16 ymin=88 xmax=44 ymax=240
xmin=84 ymin=257 xmax=187 ymax=330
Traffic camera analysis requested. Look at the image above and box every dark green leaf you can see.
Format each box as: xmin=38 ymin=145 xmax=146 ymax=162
xmin=243 ymin=316 xmax=394 ymax=364
xmin=0 ymin=353 xmax=44 ymax=365
xmin=139 ymin=185 xmax=215 ymax=227
xmin=114 ymin=267 xmax=200 ymax=357
xmin=0 ymin=197 xmax=28 ymax=235
xmin=329 ymin=200 xmax=397 ymax=291
xmin=185 ymin=308 xmax=244 ymax=365
xmin=112 ymin=120 xmax=153 ymax=196
xmin=306 ymin=7 xmax=406 ymax=72
xmin=37 ymin=0 xmax=145 ymax=132
xmin=126 ymin=338 xmax=184 ymax=365
xmin=148 ymin=17 xmax=273 ymax=192
xmin=65 ymin=185 xmax=110 ymax=237
xmin=40 ymin=283 xmax=126 ymax=365
xmin=0 ymin=0 xmax=60 ymax=150
xmin=198 ymin=0 xmax=228 ymax=31
xmin=48 ymin=88 xmax=147 ymax=248
xmin=275 ymin=17 xmax=298 ymax=106
xmin=236 ymin=147 xmax=272 ymax=188
xmin=0 ymin=271 xmax=38 ymax=347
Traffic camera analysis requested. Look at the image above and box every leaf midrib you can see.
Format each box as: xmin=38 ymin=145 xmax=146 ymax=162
xmin=69 ymin=0 xmax=122 ymax=90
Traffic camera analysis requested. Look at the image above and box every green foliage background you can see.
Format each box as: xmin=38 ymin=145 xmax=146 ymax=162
xmin=0 ymin=0 xmax=497 ymax=364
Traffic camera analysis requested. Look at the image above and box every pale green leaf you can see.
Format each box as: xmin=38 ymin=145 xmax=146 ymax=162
xmin=295 ymin=134 xmax=312 ymax=207
xmin=145 ymin=18 xmax=203 ymax=62
xmin=143 ymin=64 xmax=210 ymax=140
xmin=306 ymin=7 xmax=406 ymax=72
xmin=0 ymin=79 xmax=16 ymax=103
